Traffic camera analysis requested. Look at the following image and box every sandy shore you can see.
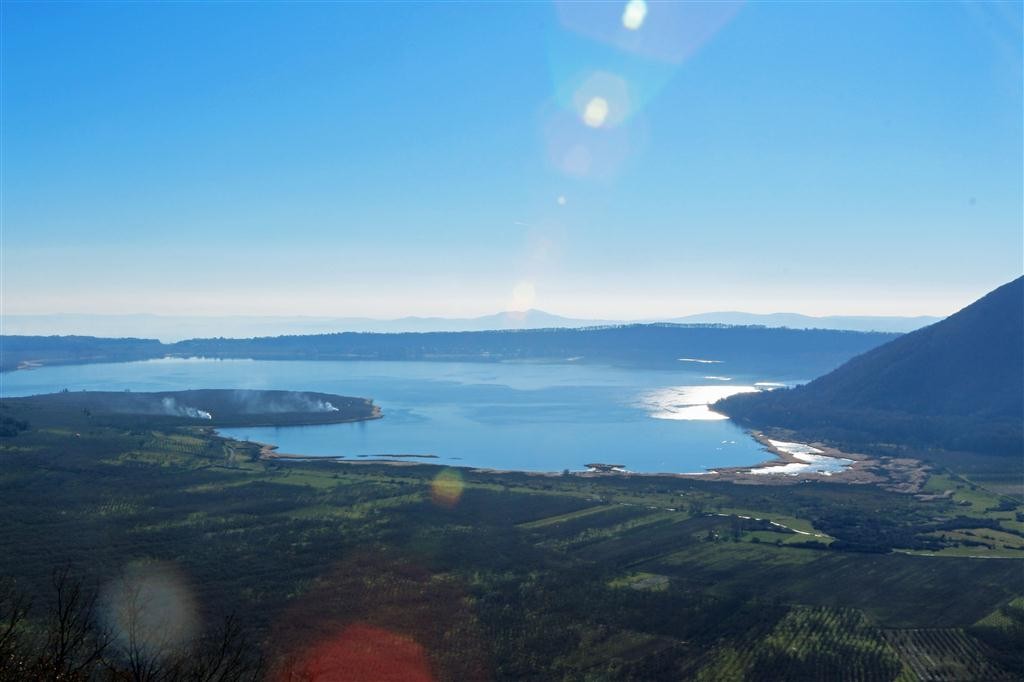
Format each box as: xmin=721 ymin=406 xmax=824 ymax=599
xmin=257 ymin=442 xmax=437 ymax=463
xmin=668 ymin=430 xmax=867 ymax=483
xmin=253 ymin=433 xmax=867 ymax=483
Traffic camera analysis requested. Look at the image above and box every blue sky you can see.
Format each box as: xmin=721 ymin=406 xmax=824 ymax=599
xmin=2 ymin=1 xmax=1021 ymax=319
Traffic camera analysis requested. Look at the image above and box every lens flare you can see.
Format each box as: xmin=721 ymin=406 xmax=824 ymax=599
xmin=622 ymin=0 xmax=647 ymax=30
xmin=562 ymin=143 xmax=592 ymax=175
xmin=101 ymin=560 xmax=199 ymax=661
xmin=511 ymin=281 xmax=536 ymax=309
xmin=542 ymin=97 xmax=642 ymax=179
xmin=430 ymin=468 xmax=464 ymax=508
xmin=582 ymin=96 xmax=609 ymax=128
xmin=281 ymin=623 xmax=434 ymax=682
xmin=573 ymin=72 xmax=631 ymax=128
xmin=555 ymin=0 xmax=743 ymax=64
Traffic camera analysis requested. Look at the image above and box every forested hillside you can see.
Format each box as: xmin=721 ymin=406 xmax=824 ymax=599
xmin=168 ymin=325 xmax=895 ymax=375
xmin=0 ymin=335 xmax=163 ymax=372
xmin=2 ymin=325 xmax=899 ymax=377
xmin=717 ymin=277 xmax=1024 ymax=457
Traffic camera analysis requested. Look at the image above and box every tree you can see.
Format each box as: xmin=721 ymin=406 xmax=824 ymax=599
xmin=0 ymin=569 xmax=261 ymax=682
xmin=43 ymin=566 xmax=108 ymax=679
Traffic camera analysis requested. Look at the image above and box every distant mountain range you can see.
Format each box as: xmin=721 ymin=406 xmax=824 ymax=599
xmin=662 ymin=312 xmax=941 ymax=334
xmin=717 ymin=277 xmax=1024 ymax=457
xmin=1 ymin=310 xmax=941 ymax=342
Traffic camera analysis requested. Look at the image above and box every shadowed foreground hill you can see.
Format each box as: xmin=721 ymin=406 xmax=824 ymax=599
xmin=717 ymin=277 xmax=1024 ymax=458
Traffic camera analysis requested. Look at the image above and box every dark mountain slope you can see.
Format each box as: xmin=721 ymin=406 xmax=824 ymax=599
xmin=717 ymin=277 xmax=1023 ymax=457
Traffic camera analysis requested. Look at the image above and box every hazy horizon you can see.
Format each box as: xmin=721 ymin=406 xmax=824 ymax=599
xmin=0 ymin=307 xmax=948 ymax=322
xmin=1 ymin=305 xmax=945 ymax=342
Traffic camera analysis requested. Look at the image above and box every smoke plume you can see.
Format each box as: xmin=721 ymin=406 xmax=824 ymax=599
xmin=161 ymin=397 xmax=212 ymax=420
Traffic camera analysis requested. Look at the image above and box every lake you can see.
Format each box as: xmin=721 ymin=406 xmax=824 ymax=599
xmin=0 ymin=358 xmax=804 ymax=474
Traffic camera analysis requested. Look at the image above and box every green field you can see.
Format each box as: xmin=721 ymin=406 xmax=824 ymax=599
xmin=0 ymin=397 xmax=1021 ymax=680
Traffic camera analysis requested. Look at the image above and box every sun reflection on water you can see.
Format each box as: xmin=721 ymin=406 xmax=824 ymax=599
xmin=639 ymin=385 xmax=762 ymax=421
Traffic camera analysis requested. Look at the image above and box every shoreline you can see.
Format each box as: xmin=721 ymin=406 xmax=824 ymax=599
xmin=672 ymin=430 xmax=869 ymax=483
xmin=257 ymin=442 xmax=436 ymax=463
xmin=247 ymin=428 xmax=880 ymax=485
xmin=247 ymin=428 xmax=930 ymax=493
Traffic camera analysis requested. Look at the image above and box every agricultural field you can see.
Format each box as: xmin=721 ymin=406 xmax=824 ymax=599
xmin=0 ymin=399 xmax=1021 ymax=680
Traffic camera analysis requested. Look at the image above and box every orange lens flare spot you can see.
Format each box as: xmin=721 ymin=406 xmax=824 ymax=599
xmin=283 ymin=623 xmax=434 ymax=682
xmin=430 ymin=469 xmax=464 ymax=508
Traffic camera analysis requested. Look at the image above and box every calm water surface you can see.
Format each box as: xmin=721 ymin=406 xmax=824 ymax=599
xmin=0 ymin=358 xmax=798 ymax=474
